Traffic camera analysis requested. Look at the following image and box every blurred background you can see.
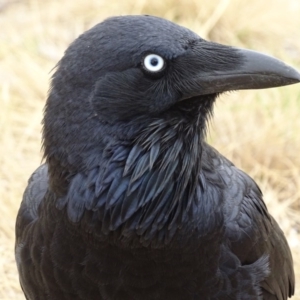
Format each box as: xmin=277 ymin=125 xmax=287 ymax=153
xmin=0 ymin=0 xmax=300 ymax=299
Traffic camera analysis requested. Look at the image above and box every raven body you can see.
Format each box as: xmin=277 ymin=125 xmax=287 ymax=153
xmin=16 ymin=16 xmax=300 ymax=299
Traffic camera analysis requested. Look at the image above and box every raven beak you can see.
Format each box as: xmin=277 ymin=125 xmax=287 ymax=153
xmin=180 ymin=44 xmax=300 ymax=97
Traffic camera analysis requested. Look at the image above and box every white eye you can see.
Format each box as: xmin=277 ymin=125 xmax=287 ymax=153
xmin=143 ymin=54 xmax=165 ymax=72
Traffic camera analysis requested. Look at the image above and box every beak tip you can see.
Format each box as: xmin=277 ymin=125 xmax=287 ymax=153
xmin=287 ymin=68 xmax=300 ymax=84
xmin=294 ymin=71 xmax=300 ymax=82
xmin=240 ymin=49 xmax=300 ymax=88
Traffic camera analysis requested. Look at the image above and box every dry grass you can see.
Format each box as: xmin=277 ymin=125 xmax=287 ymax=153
xmin=0 ymin=0 xmax=300 ymax=298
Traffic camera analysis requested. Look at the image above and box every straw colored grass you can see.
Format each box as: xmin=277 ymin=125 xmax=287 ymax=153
xmin=0 ymin=0 xmax=299 ymax=298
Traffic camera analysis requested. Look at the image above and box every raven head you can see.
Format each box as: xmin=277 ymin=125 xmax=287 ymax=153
xmin=47 ymin=15 xmax=300 ymax=122
xmin=43 ymin=15 xmax=300 ymax=185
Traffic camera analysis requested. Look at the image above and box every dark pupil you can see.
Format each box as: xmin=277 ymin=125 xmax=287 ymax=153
xmin=150 ymin=57 xmax=159 ymax=66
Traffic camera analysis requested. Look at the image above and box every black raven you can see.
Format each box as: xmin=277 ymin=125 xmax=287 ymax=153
xmin=15 ymin=15 xmax=300 ymax=300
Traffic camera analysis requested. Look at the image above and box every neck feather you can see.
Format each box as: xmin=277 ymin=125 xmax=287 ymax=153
xmin=47 ymin=96 xmax=216 ymax=245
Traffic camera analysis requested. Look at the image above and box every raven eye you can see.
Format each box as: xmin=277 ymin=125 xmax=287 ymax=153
xmin=143 ymin=54 xmax=165 ymax=72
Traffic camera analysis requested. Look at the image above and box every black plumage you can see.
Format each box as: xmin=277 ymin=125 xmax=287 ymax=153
xmin=15 ymin=15 xmax=300 ymax=299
